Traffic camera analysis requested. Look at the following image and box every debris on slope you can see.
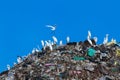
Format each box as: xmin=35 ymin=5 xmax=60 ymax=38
xmin=0 ymin=32 xmax=120 ymax=80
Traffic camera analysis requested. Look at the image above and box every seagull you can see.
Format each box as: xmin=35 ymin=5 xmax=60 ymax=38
xmin=103 ymin=34 xmax=109 ymax=44
xmin=52 ymin=36 xmax=58 ymax=43
xmin=66 ymin=36 xmax=70 ymax=43
xmin=46 ymin=25 xmax=56 ymax=31
xmin=7 ymin=64 xmax=10 ymax=70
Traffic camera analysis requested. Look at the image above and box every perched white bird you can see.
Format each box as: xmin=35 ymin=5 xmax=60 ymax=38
xmin=37 ymin=45 xmax=41 ymax=51
xmin=87 ymin=36 xmax=93 ymax=45
xmin=49 ymin=44 xmax=53 ymax=51
xmin=103 ymin=34 xmax=109 ymax=44
xmin=46 ymin=25 xmax=56 ymax=31
xmin=41 ymin=40 xmax=45 ymax=47
xmin=48 ymin=40 xmax=54 ymax=45
xmin=93 ymin=37 xmax=98 ymax=43
xmin=111 ymin=38 xmax=114 ymax=42
xmin=32 ymin=48 xmax=36 ymax=53
xmin=66 ymin=36 xmax=70 ymax=43
xmin=35 ymin=48 xmax=39 ymax=52
xmin=52 ymin=36 xmax=58 ymax=43
xmin=17 ymin=57 xmax=23 ymax=64
xmin=88 ymin=30 xmax=91 ymax=38
xmin=41 ymin=40 xmax=45 ymax=50
xmin=87 ymin=31 xmax=92 ymax=45
xmin=45 ymin=41 xmax=50 ymax=46
xmin=60 ymin=40 xmax=63 ymax=46
xmin=13 ymin=62 xmax=17 ymax=66
xmin=22 ymin=55 xmax=27 ymax=60
xmin=7 ymin=64 xmax=10 ymax=70
xmin=111 ymin=38 xmax=116 ymax=43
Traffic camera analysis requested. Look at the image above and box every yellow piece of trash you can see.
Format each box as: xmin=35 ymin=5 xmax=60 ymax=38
xmin=107 ymin=41 xmax=116 ymax=46
xmin=114 ymin=61 xmax=117 ymax=65
xmin=116 ymin=49 xmax=120 ymax=56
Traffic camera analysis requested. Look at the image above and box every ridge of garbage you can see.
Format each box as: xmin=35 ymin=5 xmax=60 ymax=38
xmin=0 ymin=37 xmax=120 ymax=80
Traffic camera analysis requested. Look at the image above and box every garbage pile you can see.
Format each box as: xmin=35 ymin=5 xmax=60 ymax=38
xmin=1 ymin=34 xmax=120 ymax=80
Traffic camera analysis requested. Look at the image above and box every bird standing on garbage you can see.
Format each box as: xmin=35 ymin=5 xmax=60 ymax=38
xmin=41 ymin=40 xmax=45 ymax=50
xmin=52 ymin=36 xmax=58 ymax=44
xmin=66 ymin=36 xmax=70 ymax=43
xmin=60 ymin=40 xmax=63 ymax=46
xmin=49 ymin=44 xmax=53 ymax=51
xmin=103 ymin=34 xmax=109 ymax=44
xmin=87 ymin=30 xmax=93 ymax=45
xmin=13 ymin=62 xmax=17 ymax=66
xmin=7 ymin=64 xmax=10 ymax=70
xmin=93 ymin=37 xmax=98 ymax=43
xmin=17 ymin=56 xmax=23 ymax=64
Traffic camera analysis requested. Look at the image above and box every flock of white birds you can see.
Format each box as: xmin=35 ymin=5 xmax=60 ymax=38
xmin=6 ymin=25 xmax=116 ymax=71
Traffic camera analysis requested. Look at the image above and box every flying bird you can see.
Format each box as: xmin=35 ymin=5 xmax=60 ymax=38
xmin=46 ymin=25 xmax=56 ymax=31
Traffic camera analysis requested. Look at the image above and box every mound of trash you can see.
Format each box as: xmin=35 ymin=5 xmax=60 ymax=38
xmin=1 ymin=33 xmax=120 ymax=80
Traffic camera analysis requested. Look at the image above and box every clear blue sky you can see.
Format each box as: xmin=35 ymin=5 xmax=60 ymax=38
xmin=0 ymin=0 xmax=120 ymax=72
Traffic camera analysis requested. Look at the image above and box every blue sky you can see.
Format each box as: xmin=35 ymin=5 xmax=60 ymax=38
xmin=0 ymin=0 xmax=120 ymax=72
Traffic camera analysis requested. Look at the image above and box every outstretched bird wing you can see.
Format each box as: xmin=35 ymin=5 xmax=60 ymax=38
xmin=46 ymin=25 xmax=56 ymax=31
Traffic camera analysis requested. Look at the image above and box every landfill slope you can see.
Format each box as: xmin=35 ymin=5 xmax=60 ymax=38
xmin=0 ymin=39 xmax=120 ymax=80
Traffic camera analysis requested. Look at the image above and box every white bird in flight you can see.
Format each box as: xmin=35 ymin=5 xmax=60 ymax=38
xmin=46 ymin=25 xmax=56 ymax=31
